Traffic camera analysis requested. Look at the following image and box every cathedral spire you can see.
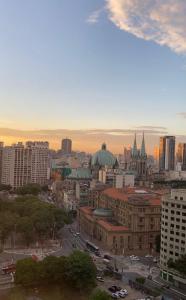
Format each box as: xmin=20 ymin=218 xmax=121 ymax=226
xmin=141 ymin=132 xmax=146 ymax=158
xmin=132 ymin=132 xmax=138 ymax=157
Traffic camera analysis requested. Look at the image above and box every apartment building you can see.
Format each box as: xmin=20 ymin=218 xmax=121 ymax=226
xmin=1 ymin=142 xmax=49 ymax=189
xmin=160 ymin=189 xmax=186 ymax=290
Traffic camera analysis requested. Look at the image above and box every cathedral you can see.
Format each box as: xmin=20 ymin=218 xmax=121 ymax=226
xmin=129 ymin=133 xmax=147 ymax=178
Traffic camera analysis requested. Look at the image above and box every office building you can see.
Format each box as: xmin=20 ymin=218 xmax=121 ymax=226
xmin=0 ymin=142 xmax=4 ymax=184
xmin=160 ymin=189 xmax=186 ymax=290
xmin=61 ymin=138 xmax=72 ymax=154
xmin=159 ymin=136 xmax=175 ymax=171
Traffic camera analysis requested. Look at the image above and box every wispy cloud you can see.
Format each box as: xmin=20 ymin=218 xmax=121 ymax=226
xmin=177 ymin=112 xmax=186 ymax=119
xmin=86 ymin=8 xmax=103 ymax=24
xmin=106 ymin=0 xmax=186 ymax=54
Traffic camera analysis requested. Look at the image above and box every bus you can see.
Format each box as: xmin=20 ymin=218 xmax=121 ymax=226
xmin=86 ymin=240 xmax=99 ymax=254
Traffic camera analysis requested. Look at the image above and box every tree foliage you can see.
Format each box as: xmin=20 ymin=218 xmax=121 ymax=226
xmin=15 ymin=251 xmax=97 ymax=289
xmin=0 ymin=196 xmax=70 ymax=247
xmin=16 ymin=184 xmax=42 ymax=196
xmin=89 ymin=289 xmax=111 ymax=300
xmin=168 ymin=255 xmax=186 ymax=275
xmin=64 ymin=250 xmax=97 ymax=289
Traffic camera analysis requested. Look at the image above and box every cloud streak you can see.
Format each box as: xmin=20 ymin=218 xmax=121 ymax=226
xmin=106 ymin=0 xmax=186 ymax=54
xmin=177 ymin=112 xmax=186 ymax=119
xmin=86 ymin=8 xmax=103 ymax=24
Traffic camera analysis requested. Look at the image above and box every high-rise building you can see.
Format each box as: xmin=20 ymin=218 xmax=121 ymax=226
xmin=26 ymin=141 xmax=49 ymax=186
xmin=159 ymin=136 xmax=175 ymax=171
xmin=160 ymin=189 xmax=186 ymax=290
xmin=2 ymin=143 xmax=32 ymax=188
xmin=0 ymin=142 xmax=4 ymax=184
xmin=61 ymin=138 xmax=72 ymax=154
xmin=176 ymin=143 xmax=184 ymax=163
xmin=1 ymin=142 xmax=49 ymax=189
xmin=182 ymin=144 xmax=186 ymax=171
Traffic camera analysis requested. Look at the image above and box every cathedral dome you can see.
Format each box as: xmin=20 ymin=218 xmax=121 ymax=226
xmin=91 ymin=143 xmax=117 ymax=168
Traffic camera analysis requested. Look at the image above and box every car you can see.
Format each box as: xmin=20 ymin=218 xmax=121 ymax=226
xmin=76 ymin=232 xmax=80 ymax=235
xmin=145 ymin=254 xmax=153 ymax=258
xmin=104 ymin=254 xmax=113 ymax=260
xmin=108 ymin=286 xmax=121 ymax=293
xmin=130 ymin=255 xmax=139 ymax=261
xmin=120 ymin=289 xmax=128 ymax=295
xmin=96 ymin=276 xmax=104 ymax=282
xmin=153 ymin=258 xmax=157 ymax=263
xmin=111 ymin=293 xmax=120 ymax=299
xmin=103 ymin=258 xmax=110 ymax=264
xmin=118 ymin=291 xmax=126 ymax=298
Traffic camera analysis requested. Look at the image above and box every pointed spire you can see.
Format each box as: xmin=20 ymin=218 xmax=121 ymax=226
xmin=141 ymin=132 xmax=147 ymax=158
xmin=132 ymin=133 xmax=138 ymax=157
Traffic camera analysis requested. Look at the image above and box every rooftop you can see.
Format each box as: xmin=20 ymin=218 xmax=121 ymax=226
xmin=102 ymin=187 xmax=164 ymax=206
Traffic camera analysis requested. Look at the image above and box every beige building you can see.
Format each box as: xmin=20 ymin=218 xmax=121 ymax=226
xmin=79 ymin=187 xmax=163 ymax=255
xmin=160 ymin=189 xmax=186 ymax=290
xmin=1 ymin=142 xmax=49 ymax=189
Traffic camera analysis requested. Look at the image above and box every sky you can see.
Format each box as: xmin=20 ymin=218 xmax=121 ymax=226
xmin=0 ymin=0 xmax=186 ymax=153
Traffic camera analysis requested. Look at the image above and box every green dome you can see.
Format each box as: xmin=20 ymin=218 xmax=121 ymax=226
xmin=91 ymin=143 xmax=117 ymax=168
xmin=93 ymin=208 xmax=113 ymax=217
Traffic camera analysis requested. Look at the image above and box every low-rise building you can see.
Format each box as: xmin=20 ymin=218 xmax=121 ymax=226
xmin=79 ymin=187 xmax=163 ymax=255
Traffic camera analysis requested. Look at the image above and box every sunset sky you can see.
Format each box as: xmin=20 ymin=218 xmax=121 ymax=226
xmin=0 ymin=0 xmax=186 ymax=153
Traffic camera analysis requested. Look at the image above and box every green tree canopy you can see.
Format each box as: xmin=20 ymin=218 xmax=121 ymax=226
xmin=64 ymin=250 xmax=97 ymax=289
xmin=89 ymin=289 xmax=111 ymax=300
xmin=16 ymin=184 xmax=42 ymax=196
xmin=168 ymin=255 xmax=186 ymax=275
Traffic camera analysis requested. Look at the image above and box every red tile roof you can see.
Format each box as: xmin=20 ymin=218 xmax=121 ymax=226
xmin=102 ymin=187 xmax=162 ymax=206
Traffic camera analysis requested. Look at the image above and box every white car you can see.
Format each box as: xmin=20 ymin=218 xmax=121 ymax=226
xmin=130 ymin=256 xmax=139 ymax=261
xmin=120 ymin=289 xmax=128 ymax=295
xmin=111 ymin=293 xmax=120 ymax=299
xmin=145 ymin=254 xmax=153 ymax=258
xmin=118 ymin=291 xmax=126 ymax=298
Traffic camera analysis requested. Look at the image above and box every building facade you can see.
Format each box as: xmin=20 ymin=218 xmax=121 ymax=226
xmin=159 ymin=136 xmax=175 ymax=171
xmin=1 ymin=142 xmax=49 ymax=189
xmin=79 ymin=187 xmax=162 ymax=255
xmin=129 ymin=133 xmax=147 ymax=179
xmin=61 ymin=138 xmax=72 ymax=154
xmin=160 ymin=189 xmax=186 ymax=290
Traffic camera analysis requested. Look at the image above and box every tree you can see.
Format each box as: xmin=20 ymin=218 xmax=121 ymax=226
xmin=42 ymin=255 xmax=66 ymax=283
xmin=16 ymin=184 xmax=42 ymax=196
xmin=15 ymin=258 xmax=44 ymax=286
xmin=17 ymin=217 xmax=34 ymax=246
xmin=65 ymin=250 xmax=97 ymax=289
xmin=89 ymin=289 xmax=111 ymax=300
xmin=168 ymin=255 xmax=186 ymax=275
xmin=0 ymin=184 xmax=12 ymax=191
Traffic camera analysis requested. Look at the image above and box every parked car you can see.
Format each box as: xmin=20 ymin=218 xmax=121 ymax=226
xmin=111 ymin=293 xmax=120 ymax=299
xmin=104 ymin=254 xmax=113 ymax=260
xmin=96 ymin=276 xmax=104 ymax=282
xmin=108 ymin=286 xmax=121 ymax=293
xmin=118 ymin=291 xmax=126 ymax=298
xmin=120 ymin=289 xmax=128 ymax=295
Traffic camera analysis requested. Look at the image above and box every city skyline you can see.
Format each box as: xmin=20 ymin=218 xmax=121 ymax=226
xmin=1 ymin=128 xmax=186 ymax=154
xmin=0 ymin=0 xmax=186 ymax=151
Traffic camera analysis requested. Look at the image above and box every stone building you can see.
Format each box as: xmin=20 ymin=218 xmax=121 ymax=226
xmin=78 ymin=187 xmax=164 ymax=255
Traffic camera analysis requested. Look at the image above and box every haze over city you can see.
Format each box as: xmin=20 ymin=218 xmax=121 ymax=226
xmin=0 ymin=0 xmax=186 ymax=152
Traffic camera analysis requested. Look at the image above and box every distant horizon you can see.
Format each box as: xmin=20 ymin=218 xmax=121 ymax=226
xmin=1 ymin=127 xmax=186 ymax=154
